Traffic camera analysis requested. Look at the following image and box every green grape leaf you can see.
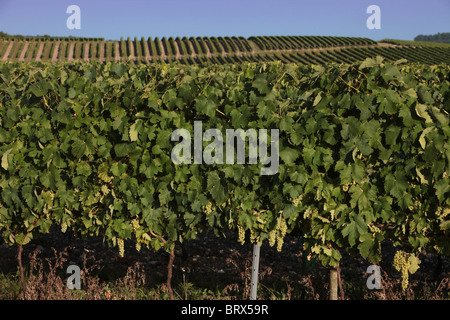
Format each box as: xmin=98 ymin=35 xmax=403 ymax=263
xmin=71 ymin=139 xmax=87 ymax=158
xmin=415 ymin=104 xmax=433 ymax=123
xmin=29 ymin=80 xmax=51 ymax=97
xmin=207 ymin=171 xmax=226 ymax=204
xmin=279 ymin=147 xmax=300 ymax=164
xmin=342 ymin=215 xmax=367 ymax=247
xmin=1 ymin=148 xmax=13 ymax=170
xmin=129 ymin=123 xmax=138 ymax=142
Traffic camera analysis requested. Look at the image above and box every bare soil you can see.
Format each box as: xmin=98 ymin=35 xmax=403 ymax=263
xmin=34 ymin=42 xmax=44 ymax=61
xmin=99 ymin=41 xmax=105 ymax=63
xmin=67 ymin=42 xmax=75 ymax=62
xmin=83 ymin=42 xmax=90 ymax=62
xmin=114 ymin=42 xmax=120 ymax=61
xmin=51 ymin=42 xmax=60 ymax=62
xmin=18 ymin=43 xmax=29 ymax=62
xmin=1 ymin=41 xmax=14 ymax=60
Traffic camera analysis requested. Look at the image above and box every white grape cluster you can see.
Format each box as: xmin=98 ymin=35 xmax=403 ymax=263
xmin=303 ymin=207 xmax=319 ymax=219
xmin=436 ymin=206 xmax=450 ymax=221
xmin=202 ymin=202 xmax=215 ymax=216
xmin=238 ymin=224 xmax=264 ymax=247
xmin=237 ymin=224 xmax=246 ymax=245
xmin=408 ymin=199 xmax=422 ymax=212
xmin=61 ymin=222 xmax=68 ymax=233
xmin=268 ymin=216 xmax=288 ymax=252
xmin=131 ymin=218 xmax=140 ymax=232
xmin=117 ymin=238 xmax=125 ymax=258
xmin=249 ymin=228 xmax=263 ymax=246
xmin=131 ymin=219 xmax=141 ymax=252
xmin=393 ymin=250 xmax=420 ymax=292
xmin=277 ymin=217 xmax=287 ymax=252
xmin=268 ymin=229 xmax=276 ymax=247
xmin=393 ymin=251 xmax=410 ymax=291
xmin=291 ymin=194 xmax=304 ymax=207
xmin=368 ymin=223 xmax=381 ymax=234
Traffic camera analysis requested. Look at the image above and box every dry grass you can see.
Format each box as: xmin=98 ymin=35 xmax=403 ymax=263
xmin=0 ymin=244 xmax=448 ymax=300
xmin=17 ymin=247 xmax=153 ymax=300
xmin=363 ymin=267 xmax=450 ymax=300
xmin=25 ymin=247 xmax=104 ymax=300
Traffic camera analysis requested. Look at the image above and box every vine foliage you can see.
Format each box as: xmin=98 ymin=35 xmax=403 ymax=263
xmin=0 ymin=58 xmax=449 ymax=268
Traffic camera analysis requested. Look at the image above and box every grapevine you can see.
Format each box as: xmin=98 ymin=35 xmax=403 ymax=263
xmin=0 ymin=59 xmax=448 ymax=270
xmin=393 ymin=250 xmax=421 ymax=291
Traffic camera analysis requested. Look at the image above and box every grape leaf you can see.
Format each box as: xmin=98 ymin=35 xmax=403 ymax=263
xmin=1 ymin=148 xmax=13 ymax=170
xmin=129 ymin=123 xmax=138 ymax=142
xmin=207 ymin=172 xmax=226 ymax=204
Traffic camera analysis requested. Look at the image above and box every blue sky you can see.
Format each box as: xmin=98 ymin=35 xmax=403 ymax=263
xmin=0 ymin=0 xmax=448 ymax=41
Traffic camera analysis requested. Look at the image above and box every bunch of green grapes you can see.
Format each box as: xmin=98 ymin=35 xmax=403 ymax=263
xmin=267 ymin=216 xmax=288 ymax=252
xmin=135 ymin=241 xmax=141 ymax=252
xmin=268 ymin=229 xmax=276 ymax=247
xmin=393 ymin=250 xmax=421 ymax=291
xmin=117 ymin=238 xmax=125 ymax=258
xmin=250 ymin=228 xmax=256 ymax=243
xmin=436 ymin=206 xmax=450 ymax=221
xmin=276 ymin=217 xmax=287 ymax=252
xmin=132 ymin=219 xmax=139 ymax=233
xmin=202 ymin=202 xmax=214 ymax=215
xmin=291 ymin=194 xmax=304 ymax=207
xmin=368 ymin=223 xmax=381 ymax=234
xmin=237 ymin=224 xmax=246 ymax=245
xmin=393 ymin=251 xmax=409 ymax=291
xmin=408 ymin=199 xmax=422 ymax=212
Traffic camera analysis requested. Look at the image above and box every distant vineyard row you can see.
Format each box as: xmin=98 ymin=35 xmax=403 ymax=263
xmin=0 ymin=35 xmax=375 ymax=61
xmin=1 ymin=35 xmax=449 ymax=65
xmin=381 ymin=39 xmax=450 ymax=48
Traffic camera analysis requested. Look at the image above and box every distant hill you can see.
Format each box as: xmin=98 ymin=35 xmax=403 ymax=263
xmin=414 ymin=32 xmax=450 ymax=44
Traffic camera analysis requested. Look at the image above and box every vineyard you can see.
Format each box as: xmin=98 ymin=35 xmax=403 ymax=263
xmin=1 ymin=35 xmax=450 ymax=65
xmin=0 ymin=34 xmax=449 ymax=301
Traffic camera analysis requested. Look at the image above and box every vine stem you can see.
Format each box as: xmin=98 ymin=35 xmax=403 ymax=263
xmin=337 ymin=265 xmax=345 ymax=300
xmin=166 ymin=245 xmax=175 ymax=300
xmin=338 ymin=75 xmax=360 ymax=92
xmin=17 ymin=244 xmax=27 ymax=299
xmin=329 ymin=267 xmax=338 ymax=300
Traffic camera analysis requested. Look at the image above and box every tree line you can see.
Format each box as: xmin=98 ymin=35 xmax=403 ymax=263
xmin=414 ymin=32 xmax=450 ymax=44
